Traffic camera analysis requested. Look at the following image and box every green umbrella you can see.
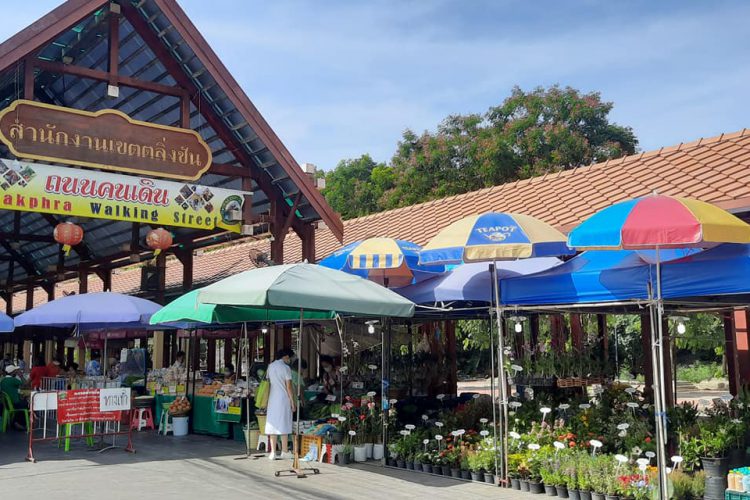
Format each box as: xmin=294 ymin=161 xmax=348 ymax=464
xmin=149 ymin=289 xmax=335 ymax=326
xmin=197 ymin=263 xmax=415 ymax=318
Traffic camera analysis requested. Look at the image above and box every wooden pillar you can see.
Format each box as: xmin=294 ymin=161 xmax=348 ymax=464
xmin=101 ymin=269 xmax=112 ymax=292
xmin=302 ymin=224 xmax=316 ymax=263
xmin=529 ymin=315 xmax=540 ymax=361
xmin=550 ymin=314 xmax=565 ymax=353
xmin=170 ymin=330 xmax=178 ymax=365
xmin=445 ymin=320 xmax=457 ymax=396
xmin=46 ymin=286 xmax=54 ymax=302
xmin=152 ymin=331 xmax=165 ymax=369
xmin=270 ymin=199 xmax=285 ymax=264
xmin=283 ymin=325 xmax=292 ymax=350
xmin=596 ymin=314 xmax=608 ymax=362
xmin=570 ymin=314 xmax=584 ymax=352
xmin=725 ymin=312 xmax=741 ymax=396
xmin=181 ymin=250 xmax=193 ymax=292
xmin=207 ymin=338 xmax=216 ymax=372
xmin=732 ymin=309 xmax=750 ymax=385
xmin=56 ymin=334 xmax=65 ymax=361
xmin=79 ymin=268 xmax=88 ymax=294
xmin=223 ymin=338 xmax=233 ymax=367
xmin=5 ymin=292 xmax=12 ymax=315
xmin=191 ymin=334 xmax=200 ymax=371
xmin=155 ymin=253 xmax=166 ymax=304
xmin=641 ymin=312 xmax=654 ymax=400
xmin=25 ymin=283 xmax=34 ymax=310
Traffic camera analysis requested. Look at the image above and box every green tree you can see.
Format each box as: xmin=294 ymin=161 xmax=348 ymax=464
xmin=321 ymin=155 xmax=395 ymax=219
xmin=322 ymin=85 xmax=637 ymax=218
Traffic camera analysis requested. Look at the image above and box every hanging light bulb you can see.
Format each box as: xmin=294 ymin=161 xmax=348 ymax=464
xmin=368 ymin=323 xmax=375 ymax=334
xmin=514 ymin=322 xmax=523 ymax=333
xmin=677 ymin=322 xmax=686 ymax=335
xmin=261 ymin=324 xmax=269 ymax=334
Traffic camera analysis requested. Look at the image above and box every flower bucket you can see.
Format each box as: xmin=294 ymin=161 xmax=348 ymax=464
xmin=441 ymin=465 xmax=451 ymax=476
xmin=591 ymin=493 xmax=605 ymax=500
xmin=544 ymin=483 xmax=557 ymax=496
xmin=520 ymin=480 xmax=530 ymax=492
xmin=704 ymin=475 xmax=727 ymax=500
xmin=414 ymin=462 xmax=423 ymax=472
xmin=396 ymin=459 xmax=405 ymax=468
xmin=510 ymin=478 xmax=521 ymax=490
xmin=372 ymin=443 xmax=384 ymax=460
xmin=701 ymin=456 xmax=729 ymax=477
xmin=484 ymin=473 xmax=496 ymax=485
xmin=460 ymin=470 xmax=471 ymax=480
xmin=702 ymin=456 xmax=729 ymax=500
xmin=470 ymin=471 xmax=484 ymax=482
xmin=603 ymin=495 xmax=619 ymax=500
xmin=568 ymin=489 xmax=580 ymax=500
xmin=422 ymin=464 xmax=432 ymax=474
xmin=364 ymin=443 xmax=374 ymax=459
xmin=578 ymin=491 xmax=591 ymax=500
xmin=529 ymin=481 xmax=545 ymax=494
xmin=353 ymin=445 xmax=366 ymax=462
xmin=450 ymin=468 xmax=461 ymax=478
xmin=556 ymin=485 xmax=569 ymax=498
xmin=255 ymin=413 xmax=267 ymax=433
xmin=244 ymin=427 xmax=259 ymax=450
xmin=406 ymin=461 xmax=415 ymax=470
xmin=172 ymin=416 xmax=189 ymax=436
xmin=339 ymin=451 xmax=350 ymax=465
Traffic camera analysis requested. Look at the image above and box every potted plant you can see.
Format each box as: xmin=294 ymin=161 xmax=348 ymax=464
xmin=480 ymin=447 xmax=497 ymax=485
xmin=562 ymin=452 xmax=579 ymax=500
xmin=467 ymin=450 xmax=484 ymax=482
xmin=518 ymin=453 xmax=532 ymax=492
xmin=540 ymin=461 xmax=558 ymax=496
xmin=508 ymin=452 xmax=524 ymax=490
xmin=576 ymin=454 xmax=592 ymax=500
xmin=340 ymin=442 xmax=352 ymax=465
xmin=528 ymin=450 xmax=545 ymax=494
xmin=459 ymin=453 xmax=471 ymax=480
xmin=447 ymin=447 xmax=462 ymax=478
xmin=420 ymin=451 xmax=433 ymax=474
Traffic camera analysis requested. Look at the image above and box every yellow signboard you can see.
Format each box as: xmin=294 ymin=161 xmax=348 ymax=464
xmin=0 ymin=159 xmax=248 ymax=233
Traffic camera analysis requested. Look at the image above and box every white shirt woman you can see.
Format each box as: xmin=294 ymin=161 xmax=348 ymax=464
xmin=264 ymin=350 xmax=296 ymax=459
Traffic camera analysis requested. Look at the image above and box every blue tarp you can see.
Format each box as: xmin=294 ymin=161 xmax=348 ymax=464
xmin=398 ymin=258 xmax=561 ymax=305
xmin=660 ymin=244 xmax=750 ymax=299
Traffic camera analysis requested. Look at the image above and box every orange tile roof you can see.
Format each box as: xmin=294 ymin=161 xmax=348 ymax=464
xmin=10 ymin=128 xmax=750 ymax=313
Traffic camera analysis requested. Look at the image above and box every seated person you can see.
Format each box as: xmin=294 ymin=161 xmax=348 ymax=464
xmin=46 ymin=357 xmax=62 ymax=378
xmin=29 ymin=356 xmax=47 ymax=390
xmin=1 ymin=364 xmax=28 ymax=430
xmin=320 ymin=355 xmax=341 ymax=396
xmin=222 ymin=363 xmax=236 ymax=383
xmin=85 ymin=353 xmax=102 ymax=376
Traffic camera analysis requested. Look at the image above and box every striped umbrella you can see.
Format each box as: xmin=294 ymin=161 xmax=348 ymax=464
xmin=419 ymin=212 xmax=573 ymax=483
xmin=319 ymin=237 xmax=444 ymax=288
xmin=568 ymin=194 xmax=750 ymax=499
xmin=419 ymin=212 xmax=574 ymax=265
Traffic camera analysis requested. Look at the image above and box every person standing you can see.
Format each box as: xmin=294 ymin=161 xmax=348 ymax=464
xmin=265 ymin=348 xmax=296 ymax=460
xmin=29 ymin=356 xmax=47 ymax=390
xmin=85 ymin=352 xmax=102 ymax=376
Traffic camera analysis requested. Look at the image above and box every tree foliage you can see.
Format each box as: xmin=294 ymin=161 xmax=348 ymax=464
xmin=322 ymin=85 xmax=638 ymax=218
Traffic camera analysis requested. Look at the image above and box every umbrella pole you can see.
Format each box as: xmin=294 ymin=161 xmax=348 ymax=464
xmin=488 ymin=263 xmax=499 ymax=483
xmin=492 ymin=262 xmax=509 ymax=485
xmin=654 ymin=248 xmax=669 ymax=499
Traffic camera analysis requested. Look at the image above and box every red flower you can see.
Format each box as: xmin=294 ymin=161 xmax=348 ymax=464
xmin=359 ymin=414 xmax=366 ymax=421
xmin=569 ymin=441 xmax=576 ymax=448
xmin=645 ymin=437 xmax=651 ymax=443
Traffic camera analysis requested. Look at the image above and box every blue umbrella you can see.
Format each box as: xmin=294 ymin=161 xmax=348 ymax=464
xmin=319 ymin=237 xmax=445 ymax=288
xmin=14 ymin=292 xmax=161 ymax=329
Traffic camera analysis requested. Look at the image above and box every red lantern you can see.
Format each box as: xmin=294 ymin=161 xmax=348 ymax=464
xmin=146 ymin=228 xmax=173 ymax=256
xmin=53 ymin=222 xmax=84 ymax=256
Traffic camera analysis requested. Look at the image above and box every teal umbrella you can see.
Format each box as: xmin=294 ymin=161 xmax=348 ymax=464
xmin=149 ymin=289 xmax=335 ymax=326
xmin=197 ymin=263 xmax=415 ymax=318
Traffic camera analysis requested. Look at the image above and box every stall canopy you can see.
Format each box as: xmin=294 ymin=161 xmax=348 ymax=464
xmin=398 ymin=258 xmax=561 ymax=305
xmin=150 ymin=288 xmax=335 ymax=327
xmin=198 ymin=263 xmax=415 ymax=318
xmin=14 ymin=291 xmax=160 ymax=329
xmin=660 ymin=243 xmax=750 ymax=300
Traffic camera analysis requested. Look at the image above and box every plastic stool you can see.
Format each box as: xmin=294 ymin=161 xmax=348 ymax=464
xmin=158 ymin=404 xmax=173 ymax=436
xmin=59 ymin=422 xmax=95 ymax=452
xmin=131 ymin=408 xmax=154 ymax=431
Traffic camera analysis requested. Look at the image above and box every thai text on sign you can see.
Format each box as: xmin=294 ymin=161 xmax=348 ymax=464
xmin=0 ymin=100 xmax=212 ymax=180
xmin=57 ymin=389 xmax=127 ymax=425
xmin=0 ymin=159 xmax=248 ymax=232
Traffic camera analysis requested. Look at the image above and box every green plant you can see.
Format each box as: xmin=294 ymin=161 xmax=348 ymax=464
xmin=507 ymin=453 xmax=524 ymax=479
xmin=671 ymin=470 xmax=700 ymax=500
xmin=677 ymin=362 xmax=723 ymax=384
xmin=466 ymin=450 xmax=483 ymax=472
xmin=576 ymin=454 xmax=592 ymax=491
xmin=690 ymin=470 xmax=705 ymax=498
xmin=678 ymin=435 xmax=702 ymax=472
xmin=697 ymin=420 xmax=733 ymax=458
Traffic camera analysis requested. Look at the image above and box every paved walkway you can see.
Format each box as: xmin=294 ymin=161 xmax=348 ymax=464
xmin=0 ymin=431 xmax=535 ymax=499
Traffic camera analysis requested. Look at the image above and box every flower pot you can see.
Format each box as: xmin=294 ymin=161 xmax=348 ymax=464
xmin=556 ymin=486 xmax=569 ymax=498
xmin=406 ymin=461 xmax=415 ymax=470
xmin=701 ymin=456 xmax=729 ymax=476
xmin=441 ymin=465 xmax=451 ymax=476
xmin=450 ymin=468 xmax=461 ymax=478
xmin=372 ymin=443 xmax=384 ymax=460
xmin=604 ymin=495 xmax=618 ymax=500
xmin=414 ymin=462 xmax=423 ymax=472
xmin=568 ymin=489 xmax=580 ymax=500
xmin=704 ymin=475 xmax=728 ymax=500
xmin=590 ymin=493 xmax=605 ymax=500
xmin=578 ymin=491 xmax=591 ymax=500
xmin=544 ymin=483 xmax=558 ymax=496
xmin=470 ymin=471 xmax=484 ymax=482
xmin=353 ymin=445 xmax=367 ymax=463
xmin=386 ymin=457 xmax=396 ymax=467
xmin=520 ymin=479 xmax=530 ymax=492
xmin=484 ymin=473 xmax=496 ymax=485
xmin=422 ymin=464 xmax=432 ymax=474
xmin=396 ymin=459 xmax=405 ymax=468
xmin=330 ymin=430 xmax=343 ymax=444
xmin=339 ymin=452 xmax=350 ymax=465
xmin=529 ymin=481 xmax=545 ymax=494
xmin=364 ymin=443 xmax=374 ymax=459
xmin=511 ymin=478 xmax=521 ymax=490
xmin=461 ymin=469 xmax=471 ymax=480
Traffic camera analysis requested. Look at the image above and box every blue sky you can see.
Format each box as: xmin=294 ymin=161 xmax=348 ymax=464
xmin=3 ymin=1 xmax=750 ymax=170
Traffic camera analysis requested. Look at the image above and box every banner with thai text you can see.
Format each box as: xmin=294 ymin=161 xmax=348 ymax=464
xmin=57 ymin=389 xmax=127 ymax=424
xmin=0 ymin=159 xmax=247 ymax=232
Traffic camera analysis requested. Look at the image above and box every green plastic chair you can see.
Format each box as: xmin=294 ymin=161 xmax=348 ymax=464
xmin=58 ymin=422 xmax=95 ymax=452
xmin=0 ymin=391 xmax=30 ymax=433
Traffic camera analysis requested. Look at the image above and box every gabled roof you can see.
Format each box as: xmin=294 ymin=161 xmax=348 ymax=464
xmin=0 ymin=0 xmax=343 ymax=290
xmin=12 ymin=128 xmax=750 ymax=312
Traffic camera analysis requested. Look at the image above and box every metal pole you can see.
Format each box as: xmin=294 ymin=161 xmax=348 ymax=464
xmin=654 ymin=248 xmax=669 ymax=499
xmin=488 ymin=262 xmax=500 ymax=483
xmin=492 ymin=262 xmax=509 ymax=485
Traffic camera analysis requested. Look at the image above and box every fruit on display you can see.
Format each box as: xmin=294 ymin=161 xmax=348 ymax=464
xmin=197 ymin=381 xmax=222 ymax=396
xmin=168 ymin=397 xmax=191 ymax=416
